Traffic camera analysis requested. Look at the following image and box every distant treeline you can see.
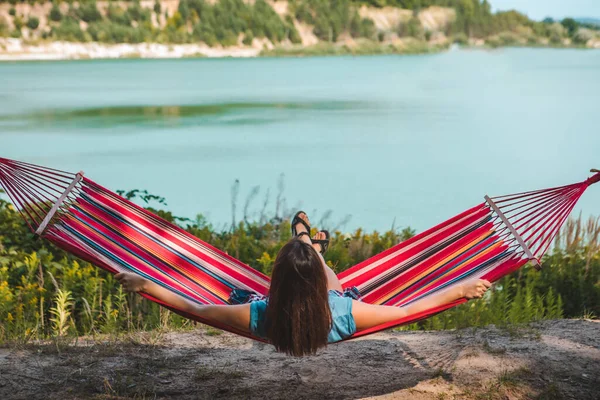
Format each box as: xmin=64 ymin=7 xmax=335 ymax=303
xmin=0 ymin=0 xmax=598 ymax=48
xmin=1 ymin=186 xmax=598 ymax=343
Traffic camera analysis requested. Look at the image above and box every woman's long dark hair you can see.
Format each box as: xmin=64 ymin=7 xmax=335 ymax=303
xmin=265 ymin=239 xmax=331 ymax=356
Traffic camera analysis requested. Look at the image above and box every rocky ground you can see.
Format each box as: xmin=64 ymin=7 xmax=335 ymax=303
xmin=0 ymin=319 xmax=598 ymax=399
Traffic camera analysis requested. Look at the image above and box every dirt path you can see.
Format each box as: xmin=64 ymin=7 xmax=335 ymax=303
xmin=0 ymin=319 xmax=598 ymax=399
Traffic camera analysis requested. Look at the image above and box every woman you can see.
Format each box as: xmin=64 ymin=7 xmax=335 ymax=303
xmin=116 ymin=212 xmax=491 ymax=356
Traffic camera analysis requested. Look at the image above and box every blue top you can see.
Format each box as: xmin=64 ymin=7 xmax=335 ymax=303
xmin=249 ymin=290 xmax=357 ymax=343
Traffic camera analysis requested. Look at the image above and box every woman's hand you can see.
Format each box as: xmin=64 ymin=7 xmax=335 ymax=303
xmin=115 ymin=272 xmax=148 ymax=293
xmin=460 ymin=279 xmax=492 ymax=299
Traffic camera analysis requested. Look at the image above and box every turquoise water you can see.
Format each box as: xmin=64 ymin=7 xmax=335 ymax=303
xmin=1 ymin=48 xmax=599 ymax=232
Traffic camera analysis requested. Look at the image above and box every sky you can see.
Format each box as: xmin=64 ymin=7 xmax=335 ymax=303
xmin=491 ymin=0 xmax=600 ymax=21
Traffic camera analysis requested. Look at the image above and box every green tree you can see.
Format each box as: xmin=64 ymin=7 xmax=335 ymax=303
xmin=26 ymin=16 xmax=40 ymax=30
xmin=49 ymin=3 xmax=63 ymax=22
xmin=242 ymin=29 xmax=254 ymax=45
xmin=400 ymin=16 xmax=424 ymax=39
xmin=560 ymin=17 xmax=578 ymax=37
xmin=76 ymin=1 xmax=102 ymax=23
xmin=52 ymin=16 xmax=86 ymax=41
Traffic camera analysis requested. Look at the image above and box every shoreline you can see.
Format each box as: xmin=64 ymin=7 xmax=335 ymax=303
xmin=1 ymin=37 xmax=599 ymax=62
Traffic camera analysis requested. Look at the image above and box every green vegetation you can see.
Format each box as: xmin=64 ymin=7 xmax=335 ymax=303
xmin=0 ymin=186 xmax=598 ymax=344
xmin=26 ymin=16 xmax=39 ymax=30
xmin=290 ymin=0 xmax=375 ymax=42
xmin=49 ymin=3 xmax=62 ymax=22
xmin=263 ymin=38 xmax=446 ymax=56
xmin=0 ymin=15 xmax=9 ymax=36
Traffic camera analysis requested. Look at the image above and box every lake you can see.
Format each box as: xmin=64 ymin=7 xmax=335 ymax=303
xmin=1 ymin=48 xmax=599 ymax=233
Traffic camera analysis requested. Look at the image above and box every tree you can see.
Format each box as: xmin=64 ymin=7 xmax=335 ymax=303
xmin=26 ymin=16 xmax=40 ymax=30
xmin=561 ymin=17 xmax=578 ymax=36
xmin=77 ymin=1 xmax=102 ymax=23
xmin=50 ymin=4 xmax=63 ymax=22
xmin=399 ymin=16 xmax=424 ymax=39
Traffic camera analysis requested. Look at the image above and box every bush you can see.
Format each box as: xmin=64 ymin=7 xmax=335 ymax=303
xmin=127 ymin=3 xmax=151 ymax=22
xmin=9 ymin=7 xmax=16 ymax=17
xmin=26 ymin=16 xmax=39 ymax=30
xmin=87 ymin=21 xmax=150 ymax=43
xmin=452 ymin=32 xmax=468 ymax=45
xmin=294 ymin=2 xmax=313 ymax=24
xmin=242 ymin=29 xmax=254 ymax=45
xmin=399 ymin=16 xmax=424 ymax=40
xmin=49 ymin=4 xmax=62 ymax=22
xmin=13 ymin=15 xmax=23 ymax=31
xmin=52 ymin=16 xmax=86 ymax=42
xmin=76 ymin=1 xmax=102 ymax=23
xmin=573 ymin=28 xmax=594 ymax=45
xmin=547 ymin=22 xmax=566 ymax=44
xmin=193 ymin=24 xmax=218 ymax=46
xmin=0 ymin=16 xmax=8 ymax=37
xmin=220 ymin=29 xmax=238 ymax=47
xmin=360 ymin=18 xmax=376 ymax=39
xmin=288 ymin=24 xmax=302 ymax=44
xmin=106 ymin=5 xmax=131 ymax=26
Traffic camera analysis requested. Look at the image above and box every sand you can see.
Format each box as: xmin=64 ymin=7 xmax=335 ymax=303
xmin=0 ymin=319 xmax=598 ymax=399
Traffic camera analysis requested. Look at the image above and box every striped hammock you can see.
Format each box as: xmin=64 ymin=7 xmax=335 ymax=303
xmin=0 ymin=157 xmax=598 ymax=341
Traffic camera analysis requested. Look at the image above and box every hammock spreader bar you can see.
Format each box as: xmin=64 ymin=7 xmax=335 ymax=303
xmin=36 ymin=171 xmax=84 ymax=236
xmin=0 ymin=157 xmax=597 ymax=342
xmin=484 ymin=194 xmax=541 ymax=270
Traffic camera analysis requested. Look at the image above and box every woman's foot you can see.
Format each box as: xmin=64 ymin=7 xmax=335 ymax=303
xmin=312 ymin=230 xmax=330 ymax=255
xmin=292 ymin=211 xmax=312 ymax=244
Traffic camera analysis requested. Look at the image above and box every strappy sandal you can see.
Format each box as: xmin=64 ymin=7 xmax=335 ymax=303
xmin=312 ymin=230 xmax=330 ymax=255
xmin=291 ymin=211 xmax=311 ymax=237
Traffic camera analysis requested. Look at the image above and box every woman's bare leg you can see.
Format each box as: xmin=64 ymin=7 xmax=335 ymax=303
xmin=293 ymin=214 xmax=342 ymax=292
xmin=313 ymin=231 xmax=343 ymax=292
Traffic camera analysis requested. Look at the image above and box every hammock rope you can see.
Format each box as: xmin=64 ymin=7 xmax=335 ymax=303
xmin=0 ymin=157 xmax=597 ymax=341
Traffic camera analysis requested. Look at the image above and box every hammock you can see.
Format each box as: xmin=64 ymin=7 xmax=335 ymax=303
xmin=0 ymin=157 xmax=598 ymax=341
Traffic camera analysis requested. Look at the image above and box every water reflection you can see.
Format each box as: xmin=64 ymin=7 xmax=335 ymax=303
xmin=0 ymin=101 xmax=370 ymax=131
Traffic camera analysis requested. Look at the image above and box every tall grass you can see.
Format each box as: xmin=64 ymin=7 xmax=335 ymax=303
xmin=0 ymin=187 xmax=598 ymax=343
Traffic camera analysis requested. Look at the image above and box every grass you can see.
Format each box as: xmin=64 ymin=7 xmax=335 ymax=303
xmin=473 ymin=367 xmax=537 ymax=400
xmin=535 ymin=383 xmax=563 ymax=400
xmin=195 ymin=366 xmax=246 ymax=381
xmin=205 ymin=326 xmax=223 ymax=336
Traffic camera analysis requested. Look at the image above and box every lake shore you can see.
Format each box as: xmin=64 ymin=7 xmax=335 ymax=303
xmin=0 ymin=319 xmax=598 ymax=399
xmin=2 ymin=36 xmax=600 ymax=61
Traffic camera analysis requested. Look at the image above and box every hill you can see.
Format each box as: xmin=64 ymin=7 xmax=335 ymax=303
xmin=0 ymin=2 xmax=600 ymax=62
xmin=576 ymin=17 xmax=600 ymax=27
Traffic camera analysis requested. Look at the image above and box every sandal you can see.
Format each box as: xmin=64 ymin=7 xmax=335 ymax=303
xmin=291 ymin=211 xmax=311 ymax=237
xmin=312 ymin=230 xmax=330 ymax=255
